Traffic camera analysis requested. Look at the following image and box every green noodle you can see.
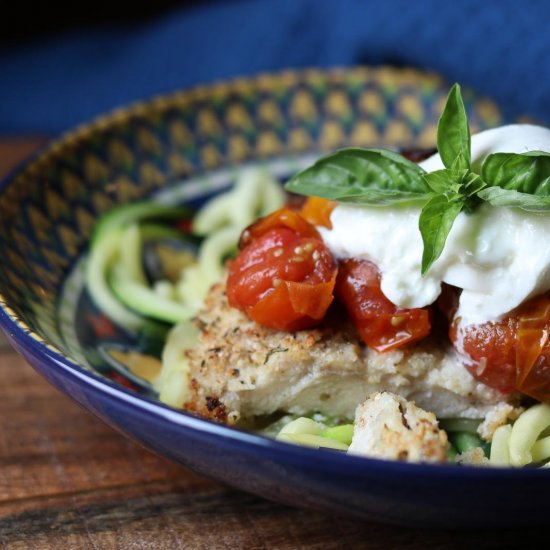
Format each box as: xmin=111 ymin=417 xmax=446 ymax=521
xmin=155 ymin=168 xmax=285 ymax=405
xmin=509 ymin=404 xmax=550 ymax=466
xmin=490 ymin=424 xmax=512 ymax=466
xmin=488 ymin=404 xmax=550 ymax=467
xmin=175 ymin=168 xmax=285 ymax=313
xmin=154 ymin=321 xmax=199 ymax=407
xmin=86 ymin=229 xmax=144 ymax=331
xmin=530 ymin=435 xmax=550 ymax=463
xmin=276 ymin=417 xmax=350 ymax=451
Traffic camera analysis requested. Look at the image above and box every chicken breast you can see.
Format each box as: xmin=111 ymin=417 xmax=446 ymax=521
xmin=347 ymin=392 xmax=448 ymax=463
xmin=184 ymin=281 xmax=517 ymax=424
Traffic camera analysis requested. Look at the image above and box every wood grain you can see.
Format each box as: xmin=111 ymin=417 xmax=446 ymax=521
xmin=0 ymin=356 xmax=546 ymax=549
xmin=0 ymin=138 xmax=540 ymax=548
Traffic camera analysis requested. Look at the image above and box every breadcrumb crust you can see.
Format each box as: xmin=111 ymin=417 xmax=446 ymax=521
xmin=348 ymin=392 xmax=448 ymax=463
xmin=184 ymin=281 xmax=518 ymax=425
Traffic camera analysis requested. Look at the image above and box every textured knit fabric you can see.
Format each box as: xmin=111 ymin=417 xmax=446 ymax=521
xmin=1 ymin=0 xmax=548 ymax=133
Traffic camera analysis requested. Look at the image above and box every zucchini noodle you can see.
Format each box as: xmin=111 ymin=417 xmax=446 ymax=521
xmin=276 ymin=417 xmax=352 ymax=451
xmin=85 ymin=166 xmax=285 ymax=406
xmin=154 ymin=321 xmax=199 ymax=407
xmin=119 ymin=224 xmax=148 ymax=285
xmin=86 ymin=205 xmax=192 ymax=331
xmin=86 ymin=228 xmax=144 ymax=330
xmin=86 ymin=167 xmax=284 ymax=331
xmin=175 ymin=226 xmax=241 ymax=311
xmin=155 ymin=168 xmax=285 ymax=405
xmin=175 ymin=168 xmax=285 ymax=309
xmin=489 ymin=424 xmax=512 ymax=466
xmin=193 ymin=168 xmax=285 ymax=235
xmin=489 ymin=403 xmax=550 ymax=467
xmin=153 ymin=280 xmax=178 ymax=300
xmin=109 ymin=223 xmax=195 ymax=324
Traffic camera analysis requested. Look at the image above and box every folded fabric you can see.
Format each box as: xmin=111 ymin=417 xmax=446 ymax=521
xmin=0 ymin=0 xmax=547 ymax=134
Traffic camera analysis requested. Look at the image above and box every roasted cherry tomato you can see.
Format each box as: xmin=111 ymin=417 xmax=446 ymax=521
xmin=335 ymin=258 xmax=432 ymax=352
xmin=227 ymin=208 xmax=337 ymax=331
xmin=515 ymin=296 xmax=550 ymax=401
xmin=299 ymin=196 xmax=336 ymax=229
xmin=238 ymin=207 xmax=319 ymax=249
xmin=451 ymin=294 xmax=550 ymax=400
xmin=451 ymin=318 xmax=518 ymax=393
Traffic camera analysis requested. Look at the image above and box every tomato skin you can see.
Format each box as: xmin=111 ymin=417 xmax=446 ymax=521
xmin=449 ymin=294 xmax=550 ymax=400
xmin=451 ymin=318 xmax=518 ymax=393
xmin=515 ymin=297 xmax=550 ymax=401
xmin=238 ymin=207 xmax=319 ymax=249
xmin=299 ymin=196 xmax=336 ymax=229
xmin=227 ymin=209 xmax=337 ymax=331
xmin=335 ymin=259 xmax=432 ymax=352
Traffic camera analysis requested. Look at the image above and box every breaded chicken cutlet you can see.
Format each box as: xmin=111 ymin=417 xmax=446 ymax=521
xmin=184 ymin=279 xmax=518 ymax=425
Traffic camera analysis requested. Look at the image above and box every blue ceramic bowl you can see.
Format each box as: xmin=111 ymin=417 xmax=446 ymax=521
xmin=0 ymin=67 xmax=545 ymax=529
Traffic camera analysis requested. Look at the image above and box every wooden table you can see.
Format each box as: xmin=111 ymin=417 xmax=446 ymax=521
xmin=0 ymin=138 xmax=542 ymax=548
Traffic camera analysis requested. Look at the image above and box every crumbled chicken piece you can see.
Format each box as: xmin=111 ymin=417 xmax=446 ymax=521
xmin=477 ymin=402 xmax=523 ymax=442
xmin=347 ymin=392 xmax=448 ymax=463
xmin=184 ymin=281 xmax=519 ymax=424
xmin=455 ymin=447 xmax=490 ymax=466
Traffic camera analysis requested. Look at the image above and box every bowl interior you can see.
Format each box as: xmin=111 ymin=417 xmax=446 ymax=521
xmin=0 ymin=66 xmax=503 ymax=394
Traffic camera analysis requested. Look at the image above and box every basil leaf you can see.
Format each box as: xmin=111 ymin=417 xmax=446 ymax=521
xmin=285 ymin=148 xmax=430 ymax=205
xmin=423 ymin=170 xmax=453 ymax=194
xmin=423 ymin=169 xmax=480 ymax=200
xmin=477 ymin=187 xmax=550 ymax=211
xmin=437 ymin=84 xmax=471 ymax=171
xmin=419 ymin=194 xmax=464 ymax=275
xmin=481 ymin=152 xmax=550 ymax=195
xmin=451 ymin=152 xmax=470 ymax=173
xmin=462 ymin=172 xmax=486 ymax=197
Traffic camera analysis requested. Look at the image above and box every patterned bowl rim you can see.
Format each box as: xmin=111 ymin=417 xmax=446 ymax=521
xmin=0 ymin=66 xmax=545 ymax=479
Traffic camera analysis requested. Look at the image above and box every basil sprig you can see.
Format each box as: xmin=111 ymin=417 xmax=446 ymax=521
xmin=285 ymin=148 xmax=431 ymax=205
xmin=285 ymin=83 xmax=550 ymax=275
xmin=478 ymin=151 xmax=550 ymax=210
xmin=415 ymin=84 xmax=483 ymax=275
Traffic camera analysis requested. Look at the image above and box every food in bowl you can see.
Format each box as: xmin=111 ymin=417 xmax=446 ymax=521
xmin=85 ymin=84 xmax=550 ymax=467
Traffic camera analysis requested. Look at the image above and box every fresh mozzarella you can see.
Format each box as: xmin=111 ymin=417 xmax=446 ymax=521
xmin=320 ymin=125 xmax=550 ymax=324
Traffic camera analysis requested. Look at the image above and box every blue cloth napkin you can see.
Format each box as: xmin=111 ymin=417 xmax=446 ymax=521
xmin=1 ymin=0 xmax=548 ymax=134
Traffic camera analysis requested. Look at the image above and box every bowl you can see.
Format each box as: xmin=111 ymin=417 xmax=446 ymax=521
xmin=0 ymin=66 xmax=544 ymax=529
